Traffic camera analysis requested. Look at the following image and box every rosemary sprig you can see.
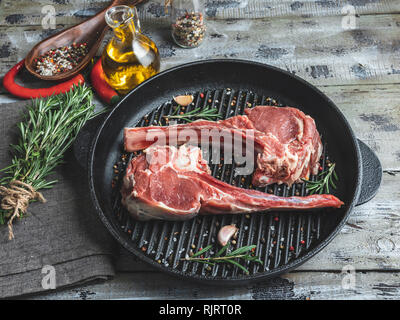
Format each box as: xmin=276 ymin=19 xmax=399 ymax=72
xmin=303 ymin=163 xmax=338 ymax=195
xmin=0 ymin=84 xmax=102 ymax=225
xmin=181 ymin=243 xmax=263 ymax=274
xmin=165 ymin=106 xmax=223 ymax=122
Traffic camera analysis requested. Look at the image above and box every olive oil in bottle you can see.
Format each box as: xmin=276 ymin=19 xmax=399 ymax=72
xmin=102 ymin=5 xmax=160 ymax=95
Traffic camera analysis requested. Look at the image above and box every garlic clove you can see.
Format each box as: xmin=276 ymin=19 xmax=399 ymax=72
xmin=173 ymin=95 xmax=194 ymax=106
xmin=217 ymin=224 xmax=239 ymax=247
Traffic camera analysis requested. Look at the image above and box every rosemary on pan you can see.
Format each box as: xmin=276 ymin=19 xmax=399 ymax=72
xmin=303 ymin=163 xmax=338 ymax=195
xmin=165 ymin=106 xmax=223 ymax=122
xmin=0 ymin=84 xmax=100 ymax=239
xmin=182 ymin=242 xmax=263 ymax=274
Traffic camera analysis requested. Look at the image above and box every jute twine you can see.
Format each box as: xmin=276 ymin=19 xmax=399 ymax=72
xmin=0 ymin=180 xmax=46 ymax=240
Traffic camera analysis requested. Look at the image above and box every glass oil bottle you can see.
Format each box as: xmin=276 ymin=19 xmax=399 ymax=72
xmin=102 ymin=5 xmax=160 ymax=94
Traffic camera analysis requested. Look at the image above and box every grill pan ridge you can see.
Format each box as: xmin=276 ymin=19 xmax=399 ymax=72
xmin=86 ymin=59 xmax=381 ymax=284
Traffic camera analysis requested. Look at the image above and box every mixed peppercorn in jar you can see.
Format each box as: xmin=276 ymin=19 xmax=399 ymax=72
xmin=170 ymin=0 xmax=206 ymax=48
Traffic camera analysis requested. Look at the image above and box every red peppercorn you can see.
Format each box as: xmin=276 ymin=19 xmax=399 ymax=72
xmin=289 ymin=246 xmax=295 ymax=251
xmin=300 ymin=240 xmax=305 ymax=245
xmin=274 ymin=217 xmax=279 ymax=222
xmin=200 ymin=93 xmax=204 ymax=98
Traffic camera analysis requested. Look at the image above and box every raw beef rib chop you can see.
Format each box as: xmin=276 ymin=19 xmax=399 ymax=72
xmin=124 ymin=106 xmax=323 ymax=187
xmin=124 ymin=115 xmax=295 ymax=186
xmin=121 ymin=145 xmax=343 ymax=221
xmin=244 ymin=106 xmax=323 ymax=186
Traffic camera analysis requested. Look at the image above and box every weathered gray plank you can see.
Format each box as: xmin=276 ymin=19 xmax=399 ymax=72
xmin=28 ymin=270 xmax=400 ymax=300
xmin=1 ymin=13 xmax=399 ymax=86
xmin=208 ymin=0 xmax=400 ymax=20
xmin=322 ymin=84 xmax=400 ymax=171
xmin=149 ymin=14 xmax=400 ymax=86
xmin=1 ymin=0 xmax=400 ymax=26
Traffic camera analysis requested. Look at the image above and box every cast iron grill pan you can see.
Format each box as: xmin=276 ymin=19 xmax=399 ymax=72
xmin=85 ymin=60 xmax=381 ymax=284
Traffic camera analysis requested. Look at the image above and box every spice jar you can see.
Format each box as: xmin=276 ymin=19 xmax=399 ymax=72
xmin=170 ymin=0 xmax=206 ymax=48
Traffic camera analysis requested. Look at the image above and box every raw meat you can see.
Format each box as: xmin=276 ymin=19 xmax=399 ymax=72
xmin=124 ymin=115 xmax=262 ymax=151
xmin=124 ymin=106 xmax=323 ymax=187
xmin=124 ymin=116 xmax=291 ymax=183
xmin=244 ymin=106 xmax=323 ymax=186
xmin=121 ymin=145 xmax=343 ymax=221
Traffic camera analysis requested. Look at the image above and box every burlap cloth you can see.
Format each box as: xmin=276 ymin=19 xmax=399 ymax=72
xmin=0 ymin=101 xmax=117 ymax=298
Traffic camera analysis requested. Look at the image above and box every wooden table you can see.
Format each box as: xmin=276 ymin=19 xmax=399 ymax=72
xmin=1 ymin=0 xmax=400 ymax=300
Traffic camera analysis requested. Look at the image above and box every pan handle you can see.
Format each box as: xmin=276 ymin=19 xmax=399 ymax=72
xmin=356 ymin=139 xmax=382 ymax=206
xmin=73 ymin=113 xmax=107 ymax=171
